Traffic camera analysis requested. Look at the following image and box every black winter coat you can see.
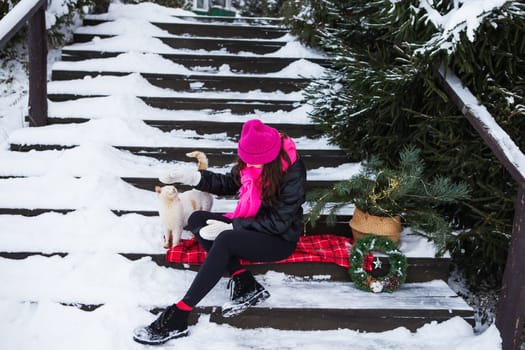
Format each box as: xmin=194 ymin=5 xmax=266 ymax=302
xmin=195 ymin=158 xmax=306 ymax=243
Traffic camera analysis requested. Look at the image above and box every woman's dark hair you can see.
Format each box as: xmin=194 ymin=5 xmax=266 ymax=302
xmin=235 ymin=134 xmax=294 ymax=206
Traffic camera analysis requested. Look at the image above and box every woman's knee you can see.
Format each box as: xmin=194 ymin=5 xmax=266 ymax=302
xmin=211 ymin=229 xmax=238 ymax=250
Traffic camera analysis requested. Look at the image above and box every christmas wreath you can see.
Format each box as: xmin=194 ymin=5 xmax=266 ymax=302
xmin=349 ymin=234 xmax=407 ymax=293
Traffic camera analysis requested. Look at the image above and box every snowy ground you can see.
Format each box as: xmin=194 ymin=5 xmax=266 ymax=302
xmin=0 ymin=1 xmax=504 ymax=349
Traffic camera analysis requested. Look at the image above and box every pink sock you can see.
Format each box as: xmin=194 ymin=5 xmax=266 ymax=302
xmin=231 ymin=269 xmax=247 ymax=278
xmin=176 ymin=300 xmax=193 ymax=311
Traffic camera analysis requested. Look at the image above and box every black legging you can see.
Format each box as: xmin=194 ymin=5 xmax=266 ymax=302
xmin=181 ymin=211 xmax=297 ymax=307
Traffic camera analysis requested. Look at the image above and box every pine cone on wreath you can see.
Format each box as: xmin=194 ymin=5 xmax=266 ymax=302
xmin=384 ymin=275 xmax=400 ymax=291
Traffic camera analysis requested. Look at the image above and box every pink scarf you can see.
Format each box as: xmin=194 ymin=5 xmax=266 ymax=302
xmin=224 ymin=137 xmax=297 ymax=219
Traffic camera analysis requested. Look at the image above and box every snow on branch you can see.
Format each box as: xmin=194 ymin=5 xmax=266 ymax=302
xmin=416 ymin=0 xmax=508 ymax=54
xmin=437 ymin=65 xmax=525 ymax=184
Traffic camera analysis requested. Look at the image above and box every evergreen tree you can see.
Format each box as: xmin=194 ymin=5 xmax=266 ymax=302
xmin=285 ymin=0 xmax=525 ymax=286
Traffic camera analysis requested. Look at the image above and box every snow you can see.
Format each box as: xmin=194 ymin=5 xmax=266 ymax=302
xmin=64 ymin=4 xmax=326 ymax=58
xmin=7 ymin=118 xmax=341 ymax=148
xmin=0 ymin=0 xmax=43 ymax=45
xmin=439 ymin=65 xmax=525 ymax=182
xmin=0 ymin=302 xmax=500 ymax=350
xmin=417 ymin=0 xmax=509 ymax=53
xmin=0 ymin=1 xmax=503 ymax=349
xmin=53 ymin=53 xmax=325 ymax=78
xmin=46 ymin=73 xmax=304 ymax=99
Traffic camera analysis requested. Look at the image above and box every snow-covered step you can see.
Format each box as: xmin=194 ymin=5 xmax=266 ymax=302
xmin=211 ymin=279 xmax=474 ymax=332
xmin=50 ymin=54 xmax=324 ymax=93
xmin=141 ymin=96 xmax=299 ymax=113
xmin=0 ymin=175 xmax=352 ymax=219
xmin=59 ymin=30 xmax=331 ymax=73
xmin=46 ymin=73 xmax=301 ymax=97
xmin=45 ymin=95 xmax=316 ymax=121
xmin=0 ymin=251 xmax=472 ymax=331
xmin=0 ymin=175 xmax=339 ymax=199
xmin=51 ymin=52 xmax=326 ymax=79
xmin=0 ymin=203 xmax=449 ymax=283
xmin=82 ymin=18 xmax=288 ymax=39
xmin=152 ymin=20 xmax=287 ymax=39
xmin=74 ymin=33 xmax=289 ymax=55
xmin=10 ymin=144 xmax=350 ymax=168
xmin=44 ymin=99 xmax=321 ymax=136
xmin=7 ymin=119 xmax=352 ymax=168
xmin=82 ymin=3 xmax=284 ymax=26
xmin=51 ymin=71 xmax=308 ymax=93
xmin=0 ymin=252 xmax=449 ymax=284
xmin=43 ymin=118 xmax=321 ymax=138
xmin=0 ymin=143 xmax=359 ymax=179
xmin=59 ymin=19 xmax=327 ymax=58
xmin=61 ymin=49 xmax=332 ymax=73
xmin=61 ymin=3 xmax=331 ymax=71
xmin=44 ymin=97 xmax=321 ymax=136
xmin=0 ymin=301 xmax=490 ymax=349
xmin=46 ymin=71 xmax=302 ymax=95
xmin=49 ymin=94 xmax=299 ymax=113
xmin=170 ymin=14 xmax=284 ymax=26
xmin=45 ymin=72 xmax=304 ymax=113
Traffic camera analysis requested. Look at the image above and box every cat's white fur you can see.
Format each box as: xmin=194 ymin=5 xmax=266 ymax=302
xmin=156 ymin=151 xmax=213 ymax=248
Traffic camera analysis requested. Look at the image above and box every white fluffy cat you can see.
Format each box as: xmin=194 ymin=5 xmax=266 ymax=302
xmin=156 ymin=151 xmax=213 ymax=248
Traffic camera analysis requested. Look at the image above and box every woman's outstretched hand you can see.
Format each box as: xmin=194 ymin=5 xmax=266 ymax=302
xmin=159 ymin=168 xmax=201 ymax=185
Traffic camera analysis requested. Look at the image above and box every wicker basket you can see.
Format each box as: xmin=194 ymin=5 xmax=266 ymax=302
xmin=349 ymin=207 xmax=403 ymax=243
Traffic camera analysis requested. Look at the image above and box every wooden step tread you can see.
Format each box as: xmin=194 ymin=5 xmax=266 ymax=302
xmin=171 ymin=15 xmax=284 ymax=26
xmin=0 ymin=252 xmax=449 ymax=283
xmin=43 ymin=118 xmax=321 ymax=137
xmin=151 ymin=21 xmax=288 ymax=39
xmin=47 ymin=93 xmax=299 ymax=101
xmin=50 ymin=70 xmax=308 ymax=93
xmin=82 ymin=18 xmax=287 ymax=36
xmin=14 ymin=300 xmax=473 ymax=332
xmin=9 ymin=144 xmax=350 ymax=168
xmin=46 ymin=83 xmax=302 ymax=101
xmin=73 ymin=32 xmax=289 ymax=45
xmin=84 ymin=14 xmax=285 ymax=27
xmin=60 ymin=49 xmax=332 ymax=65
xmin=0 ymin=175 xmax=339 ymax=192
xmin=0 ymin=275 xmax=473 ymax=332
xmin=47 ymin=94 xmax=300 ymax=113
xmin=72 ymin=34 xmax=288 ymax=55
xmin=0 ymin=247 xmax=456 ymax=296
xmin=140 ymin=96 xmax=299 ymax=113
xmin=0 ymin=207 xmax=350 ymax=238
xmin=49 ymin=69 xmax=311 ymax=80
xmin=61 ymin=50 xmax=332 ymax=74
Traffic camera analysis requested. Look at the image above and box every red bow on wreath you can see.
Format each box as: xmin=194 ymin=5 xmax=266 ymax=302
xmin=363 ymin=252 xmax=374 ymax=272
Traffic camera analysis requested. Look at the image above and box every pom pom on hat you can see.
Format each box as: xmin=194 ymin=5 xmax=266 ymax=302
xmin=238 ymin=119 xmax=281 ymax=165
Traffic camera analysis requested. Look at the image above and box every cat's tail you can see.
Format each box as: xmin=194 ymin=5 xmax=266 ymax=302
xmin=186 ymin=151 xmax=208 ymax=170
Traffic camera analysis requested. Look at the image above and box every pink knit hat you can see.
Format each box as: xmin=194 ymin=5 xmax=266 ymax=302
xmin=238 ymin=119 xmax=281 ymax=164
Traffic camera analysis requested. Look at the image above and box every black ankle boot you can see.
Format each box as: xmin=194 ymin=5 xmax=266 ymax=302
xmin=222 ymin=270 xmax=270 ymax=318
xmin=133 ymin=304 xmax=189 ymax=345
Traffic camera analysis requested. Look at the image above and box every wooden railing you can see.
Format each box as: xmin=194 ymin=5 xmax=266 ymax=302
xmin=0 ymin=0 xmax=48 ymax=126
xmin=436 ymin=65 xmax=525 ymax=350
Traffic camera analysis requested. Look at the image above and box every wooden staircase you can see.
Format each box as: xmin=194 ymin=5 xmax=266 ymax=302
xmin=0 ymin=3 xmax=474 ymax=333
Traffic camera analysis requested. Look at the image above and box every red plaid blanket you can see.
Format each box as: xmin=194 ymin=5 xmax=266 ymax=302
xmin=165 ymin=234 xmax=353 ymax=268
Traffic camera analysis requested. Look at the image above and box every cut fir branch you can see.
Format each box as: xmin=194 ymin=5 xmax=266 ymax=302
xmin=307 ymin=147 xmax=471 ymax=253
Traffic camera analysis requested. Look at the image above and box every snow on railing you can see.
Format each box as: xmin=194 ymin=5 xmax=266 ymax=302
xmin=0 ymin=0 xmax=46 ymax=48
xmin=0 ymin=0 xmax=47 ymax=126
xmin=436 ymin=64 xmax=525 ymax=350
xmin=437 ymin=64 xmax=525 ymax=184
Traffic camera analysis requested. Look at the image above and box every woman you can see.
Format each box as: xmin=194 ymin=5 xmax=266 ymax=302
xmin=133 ymin=119 xmax=306 ymax=345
